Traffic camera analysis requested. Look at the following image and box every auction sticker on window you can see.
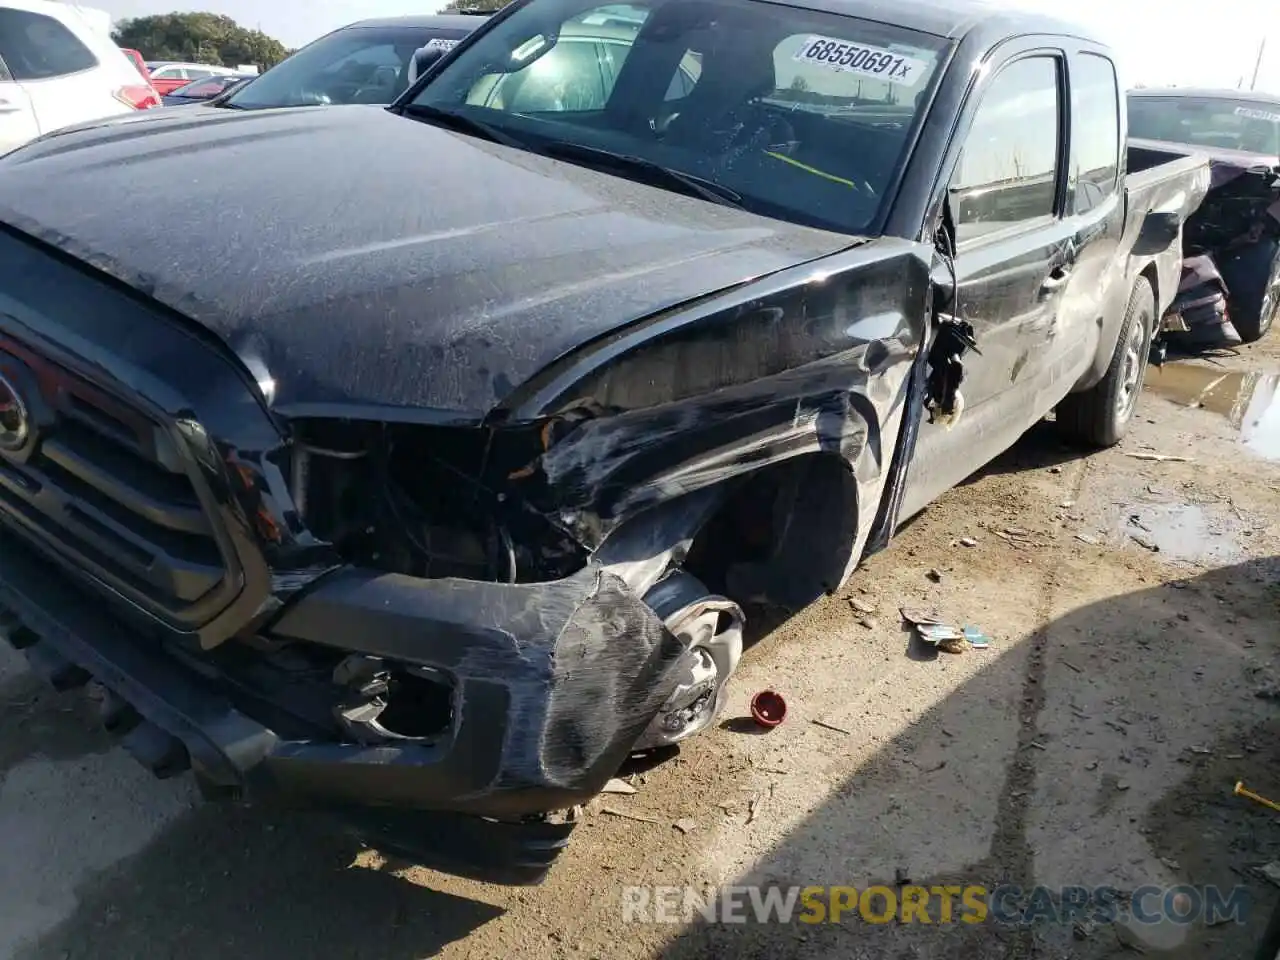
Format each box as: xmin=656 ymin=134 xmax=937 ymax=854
xmin=792 ymin=36 xmax=925 ymax=85
xmin=1234 ymin=106 xmax=1280 ymax=123
xmin=425 ymin=37 xmax=460 ymax=51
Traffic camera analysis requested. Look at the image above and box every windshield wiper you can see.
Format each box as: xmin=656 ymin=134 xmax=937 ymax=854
xmin=398 ymin=102 xmax=528 ymax=150
xmin=542 ymin=142 xmax=745 ymax=209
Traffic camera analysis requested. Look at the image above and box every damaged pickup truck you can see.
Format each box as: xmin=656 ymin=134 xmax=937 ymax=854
xmin=0 ymin=0 xmax=1207 ymax=883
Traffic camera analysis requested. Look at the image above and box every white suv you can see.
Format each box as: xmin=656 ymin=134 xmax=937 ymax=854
xmin=0 ymin=0 xmax=160 ymax=155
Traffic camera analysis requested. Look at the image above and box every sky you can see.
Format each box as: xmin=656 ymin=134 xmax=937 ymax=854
xmin=87 ymin=0 xmax=1277 ymax=94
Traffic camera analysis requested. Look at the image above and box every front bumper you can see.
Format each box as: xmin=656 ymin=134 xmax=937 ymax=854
xmin=0 ymin=527 xmax=685 ymax=884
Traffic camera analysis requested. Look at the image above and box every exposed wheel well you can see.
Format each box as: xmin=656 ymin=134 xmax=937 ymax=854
xmin=683 ymin=453 xmax=859 ymax=613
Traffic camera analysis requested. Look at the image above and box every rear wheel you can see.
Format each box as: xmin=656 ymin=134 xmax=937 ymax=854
xmin=1056 ymin=277 xmax=1154 ymax=448
xmin=1222 ymin=243 xmax=1280 ymax=344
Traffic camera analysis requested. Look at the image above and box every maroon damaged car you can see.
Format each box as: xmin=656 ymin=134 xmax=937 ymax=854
xmin=1129 ymin=88 xmax=1280 ymax=345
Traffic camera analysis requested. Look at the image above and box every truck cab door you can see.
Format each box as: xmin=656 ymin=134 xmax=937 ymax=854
xmin=902 ymin=48 xmax=1076 ymax=518
xmin=0 ymin=71 xmax=38 ymax=155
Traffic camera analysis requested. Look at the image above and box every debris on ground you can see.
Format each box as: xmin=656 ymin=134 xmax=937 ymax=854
xmin=810 ymin=718 xmax=852 ymax=735
xmin=750 ymin=690 xmax=787 ymax=728
xmin=901 ymin=607 xmax=988 ymax=654
xmin=673 ymin=818 xmax=698 ymax=835
xmin=858 ymin=618 xmax=877 ymax=630
xmin=848 ymin=597 xmax=877 ymax=615
xmin=1076 ymin=533 xmax=1100 ymax=545
xmin=1129 ymin=534 xmax=1161 ymax=552
xmin=746 ymin=794 xmax=763 ymax=825
xmin=601 ymin=806 xmax=659 ymax=824
xmin=1256 ymin=861 xmax=1280 ymax=888
xmin=1126 ymin=452 xmax=1193 ymax=463
xmin=601 ymin=778 xmax=637 ymax=795
xmin=925 ymin=568 xmax=944 ymax=583
xmin=959 ymin=536 xmax=979 ymax=547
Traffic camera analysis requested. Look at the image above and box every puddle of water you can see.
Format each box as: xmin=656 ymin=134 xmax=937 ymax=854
xmin=1144 ymin=364 xmax=1280 ymax=461
xmin=1120 ymin=502 xmax=1244 ymax=566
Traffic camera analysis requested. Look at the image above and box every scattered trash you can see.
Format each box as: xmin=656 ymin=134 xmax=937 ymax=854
xmin=1004 ymin=526 xmax=1030 ymax=538
xmin=1126 ymin=452 xmax=1193 ymax=463
xmin=1073 ymin=918 xmax=1095 ymax=940
xmin=601 ymin=778 xmax=637 ymax=795
xmin=1049 ymin=466 xmax=1063 ymax=474
xmin=673 ymin=818 xmax=698 ymax=835
xmin=811 ymin=718 xmax=852 ymax=735
xmin=1060 ymin=500 xmax=1075 ymax=508
xmin=1062 ymin=660 xmax=1084 ymax=674
xmin=746 ymin=794 xmax=762 ymax=825
xmin=1189 ymin=745 xmax=1213 ymax=755
xmin=1129 ymin=534 xmax=1160 ymax=552
xmin=1085 ymin=760 xmax=1099 ymax=771
xmin=1128 ymin=514 xmax=1151 ymax=531
xmin=1161 ymin=857 xmax=1181 ymax=871
xmin=926 ymin=568 xmax=943 ymax=583
xmin=601 ymin=806 xmax=659 ymax=824
xmin=901 ymin=607 xmax=988 ymax=654
xmin=1235 ymin=781 xmax=1280 ymax=814
xmin=959 ymin=537 xmax=978 ymax=547
xmin=1257 ymin=862 xmax=1280 ymax=888
xmin=750 ymin=690 xmax=787 ymax=729
xmin=1028 ymin=740 xmax=1048 ymax=751
xmin=1117 ymin=781 xmax=1131 ymax=792
xmin=1075 ymin=533 xmax=1100 ymax=545
xmin=858 ymin=617 xmax=877 ymax=630
xmin=848 ymin=597 xmax=876 ymax=615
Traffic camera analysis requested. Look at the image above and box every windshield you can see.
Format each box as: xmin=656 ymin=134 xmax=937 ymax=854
xmin=224 ymin=25 xmax=471 ymax=109
xmin=405 ymin=0 xmax=946 ymax=234
xmin=1129 ymin=96 xmax=1280 ymax=157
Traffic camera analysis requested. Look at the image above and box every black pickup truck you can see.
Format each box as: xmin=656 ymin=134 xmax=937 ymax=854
xmin=0 ymin=0 xmax=1206 ymax=883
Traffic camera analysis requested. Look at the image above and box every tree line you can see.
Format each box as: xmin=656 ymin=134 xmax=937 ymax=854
xmin=111 ymin=13 xmax=291 ymax=70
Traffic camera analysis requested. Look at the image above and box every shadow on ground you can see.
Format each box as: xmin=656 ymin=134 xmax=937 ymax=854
xmin=17 ymin=804 xmax=502 ymax=960
xmin=655 ymin=556 xmax=1280 ymax=960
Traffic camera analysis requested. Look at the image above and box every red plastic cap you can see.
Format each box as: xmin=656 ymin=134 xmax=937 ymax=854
xmin=750 ymin=690 xmax=787 ymax=728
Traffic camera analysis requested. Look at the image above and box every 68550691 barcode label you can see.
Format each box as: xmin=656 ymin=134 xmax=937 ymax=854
xmin=791 ymin=35 xmax=925 ymax=85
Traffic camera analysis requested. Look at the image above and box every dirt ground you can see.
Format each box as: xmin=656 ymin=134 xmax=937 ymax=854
xmin=1 ymin=337 xmax=1279 ymax=960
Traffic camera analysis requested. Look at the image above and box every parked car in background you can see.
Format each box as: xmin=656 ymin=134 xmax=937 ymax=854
xmin=1128 ymin=89 xmax=1280 ymax=345
xmin=0 ymin=0 xmax=1206 ymax=884
xmin=144 ymin=61 xmax=239 ymax=96
xmin=0 ymin=0 xmax=160 ymax=155
xmin=161 ymin=73 xmax=251 ymax=106
xmin=208 ymin=14 xmax=486 ymax=110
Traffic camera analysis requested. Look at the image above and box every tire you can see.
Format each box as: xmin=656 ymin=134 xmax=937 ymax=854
xmin=1056 ymin=277 xmax=1154 ymax=448
xmin=1219 ymin=240 xmax=1280 ymax=344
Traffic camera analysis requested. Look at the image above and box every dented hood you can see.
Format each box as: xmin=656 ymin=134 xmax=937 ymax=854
xmin=0 ymin=106 xmax=853 ymax=419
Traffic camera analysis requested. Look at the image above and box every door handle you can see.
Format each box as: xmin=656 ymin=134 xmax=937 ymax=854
xmin=0 ymin=100 xmax=20 ymax=114
xmin=1040 ymin=266 xmax=1072 ymax=293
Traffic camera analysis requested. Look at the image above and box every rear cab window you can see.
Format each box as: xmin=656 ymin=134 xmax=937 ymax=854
xmin=949 ymin=55 xmax=1062 ymax=243
xmin=1129 ymin=95 xmax=1280 ymax=156
xmin=0 ymin=6 xmax=98 ymax=80
xmin=411 ymin=0 xmax=947 ymax=235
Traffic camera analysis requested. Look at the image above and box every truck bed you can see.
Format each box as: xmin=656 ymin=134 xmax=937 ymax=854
xmin=1121 ymin=142 xmax=1213 ymax=319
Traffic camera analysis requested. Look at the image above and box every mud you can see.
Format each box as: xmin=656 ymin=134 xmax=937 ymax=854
xmin=2 ymin=340 xmax=1280 ymax=960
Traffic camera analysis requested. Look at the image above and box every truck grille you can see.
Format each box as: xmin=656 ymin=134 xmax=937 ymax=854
xmin=0 ymin=334 xmax=231 ymax=626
